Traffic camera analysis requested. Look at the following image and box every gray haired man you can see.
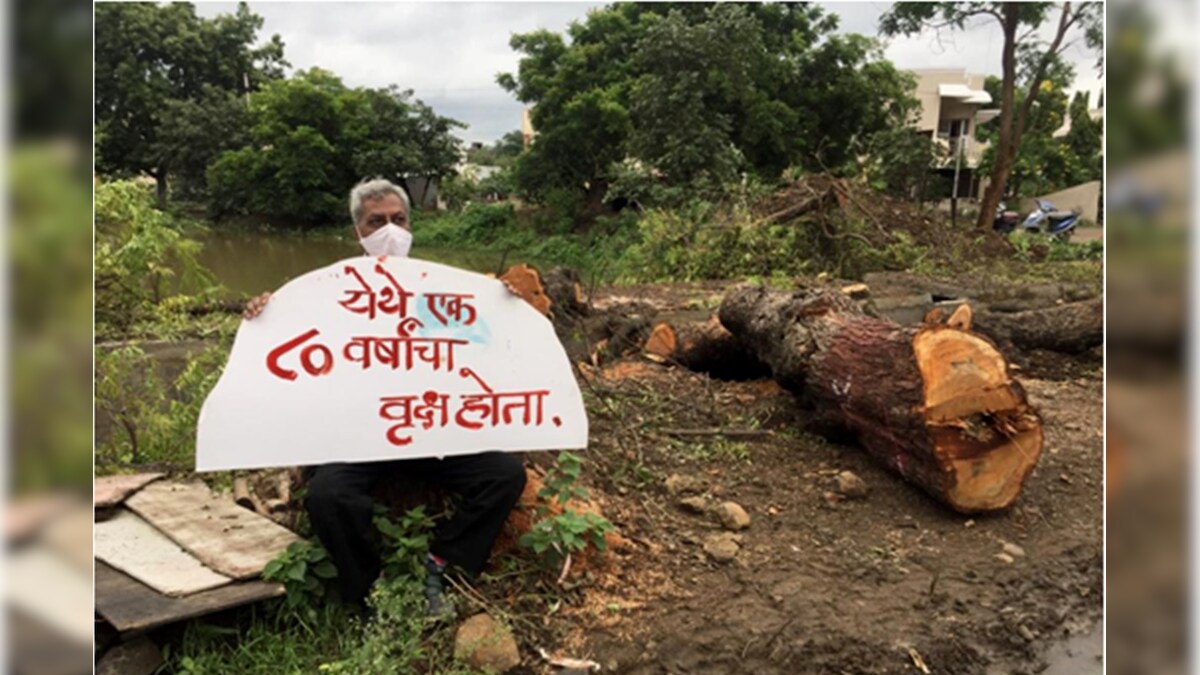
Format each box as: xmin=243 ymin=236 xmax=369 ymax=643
xmin=243 ymin=178 xmax=527 ymax=618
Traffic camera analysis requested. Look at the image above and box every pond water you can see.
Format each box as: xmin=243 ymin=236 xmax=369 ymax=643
xmin=197 ymin=231 xmax=516 ymax=297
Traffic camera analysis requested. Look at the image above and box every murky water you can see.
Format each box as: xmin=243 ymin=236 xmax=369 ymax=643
xmin=197 ymin=231 xmax=515 ymax=297
xmin=987 ymin=622 xmax=1103 ymax=675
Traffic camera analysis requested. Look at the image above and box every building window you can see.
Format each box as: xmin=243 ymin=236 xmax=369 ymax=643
xmin=937 ymin=118 xmax=968 ymax=139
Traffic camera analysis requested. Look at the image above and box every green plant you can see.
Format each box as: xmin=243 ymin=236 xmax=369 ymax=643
xmin=519 ymin=452 xmax=614 ymax=568
xmin=95 ymin=343 xmax=229 ymax=472
xmin=263 ymin=540 xmax=339 ymax=617
xmin=373 ymin=505 xmax=437 ymax=579
xmin=95 ymin=179 xmax=220 ymax=336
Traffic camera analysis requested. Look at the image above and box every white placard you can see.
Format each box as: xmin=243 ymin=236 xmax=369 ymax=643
xmin=196 ymin=256 xmax=588 ymax=471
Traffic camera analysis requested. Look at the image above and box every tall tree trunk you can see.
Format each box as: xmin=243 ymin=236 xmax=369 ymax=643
xmin=977 ymin=2 xmax=1078 ymax=229
xmin=154 ymin=171 xmax=169 ymax=209
xmin=975 ymin=4 xmax=1021 ymax=229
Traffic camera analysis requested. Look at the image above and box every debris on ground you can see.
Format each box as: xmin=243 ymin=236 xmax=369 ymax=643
xmin=454 ymin=613 xmax=521 ymax=674
xmin=836 ymin=471 xmax=870 ymax=499
xmin=715 ymin=502 xmax=751 ymax=531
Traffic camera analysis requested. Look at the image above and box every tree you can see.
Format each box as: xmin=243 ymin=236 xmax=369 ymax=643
xmin=975 ymin=56 xmax=1101 ymax=198
xmin=94 ymin=2 xmax=286 ymax=206
xmin=466 ymin=131 xmax=526 ymax=168
xmin=880 ymin=2 xmax=1102 ymax=229
xmin=206 ymin=69 xmax=464 ymax=226
xmin=152 ymin=86 xmax=251 ymax=199
xmin=499 ymin=3 xmax=916 ymax=213
xmin=1063 ymin=91 xmax=1101 ymax=181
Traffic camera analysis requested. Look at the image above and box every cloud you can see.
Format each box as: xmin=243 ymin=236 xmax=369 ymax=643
xmin=196 ymin=2 xmax=603 ymax=143
xmin=198 ymin=2 xmax=1103 ymax=144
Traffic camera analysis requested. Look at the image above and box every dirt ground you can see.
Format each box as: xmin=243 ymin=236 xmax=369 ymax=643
xmin=518 ymin=281 xmax=1103 ymax=675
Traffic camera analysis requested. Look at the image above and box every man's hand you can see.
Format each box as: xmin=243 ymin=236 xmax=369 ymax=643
xmin=243 ymin=292 xmax=271 ymax=320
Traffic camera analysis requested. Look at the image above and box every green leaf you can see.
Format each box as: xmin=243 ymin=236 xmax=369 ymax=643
xmin=287 ymin=562 xmax=307 ymax=582
xmin=263 ymin=559 xmax=284 ymax=579
xmin=313 ymin=561 xmax=338 ymax=579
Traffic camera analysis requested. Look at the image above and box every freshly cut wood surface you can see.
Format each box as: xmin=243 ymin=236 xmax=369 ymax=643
xmin=94 ymin=510 xmax=232 ymax=597
xmin=500 ymin=264 xmax=552 ymax=316
xmin=720 ymin=285 xmax=1043 ymax=513
xmin=125 ymin=481 xmax=301 ymax=579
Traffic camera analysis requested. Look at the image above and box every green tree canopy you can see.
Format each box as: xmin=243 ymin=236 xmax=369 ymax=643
xmin=499 ymin=3 xmax=917 ymax=211
xmin=94 ymin=2 xmax=287 ymax=204
xmin=206 ymin=69 xmax=464 ymax=226
xmin=466 ymin=131 xmax=526 ymax=168
xmin=974 ymin=52 xmax=1101 ymax=198
xmin=880 ymin=2 xmax=1102 ymax=228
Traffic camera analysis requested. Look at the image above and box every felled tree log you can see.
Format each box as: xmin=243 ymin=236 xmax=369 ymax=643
xmin=543 ymin=266 xmax=590 ymax=318
xmin=499 ymin=264 xmax=551 ymax=316
xmin=644 ymin=318 xmax=769 ymax=379
xmin=972 ymin=297 xmax=1102 ymax=354
xmin=720 ymin=285 xmax=1043 ymax=513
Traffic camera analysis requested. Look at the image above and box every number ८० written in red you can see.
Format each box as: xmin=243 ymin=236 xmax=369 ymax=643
xmin=265 ymin=328 xmax=333 ymax=381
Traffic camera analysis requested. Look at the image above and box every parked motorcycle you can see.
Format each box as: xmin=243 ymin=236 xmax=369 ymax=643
xmin=1020 ymin=199 xmax=1080 ymax=241
xmin=992 ymin=202 xmax=1022 ymax=234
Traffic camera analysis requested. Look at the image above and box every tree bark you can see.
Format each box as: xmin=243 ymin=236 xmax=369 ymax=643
xmin=719 ymin=285 xmax=1043 ymax=513
xmin=542 ymin=266 xmax=589 ymax=318
xmin=973 ymin=297 xmax=1102 ymax=354
xmin=644 ymin=317 xmax=770 ymax=379
xmin=977 ymin=2 xmax=1080 ymax=229
xmin=154 ymin=171 xmax=169 ymax=210
xmin=975 ymin=4 xmax=1021 ymax=230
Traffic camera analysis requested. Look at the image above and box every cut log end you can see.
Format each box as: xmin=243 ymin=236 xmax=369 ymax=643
xmin=500 ymin=264 xmax=552 ymax=316
xmin=644 ymin=323 xmax=677 ymax=358
xmin=913 ymin=327 xmax=1043 ymax=512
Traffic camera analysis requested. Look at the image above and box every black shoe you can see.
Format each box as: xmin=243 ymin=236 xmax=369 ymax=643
xmin=423 ymin=557 xmax=456 ymax=621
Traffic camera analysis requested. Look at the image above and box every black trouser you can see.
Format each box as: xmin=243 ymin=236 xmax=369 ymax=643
xmin=304 ymin=451 xmax=526 ymax=605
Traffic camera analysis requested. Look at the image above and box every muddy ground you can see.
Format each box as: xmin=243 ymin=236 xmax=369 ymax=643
xmin=504 ymin=280 xmax=1103 ymax=675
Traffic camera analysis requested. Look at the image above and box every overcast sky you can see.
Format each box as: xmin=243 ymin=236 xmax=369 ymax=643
xmin=194 ymin=2 xmax=1105 ymax=145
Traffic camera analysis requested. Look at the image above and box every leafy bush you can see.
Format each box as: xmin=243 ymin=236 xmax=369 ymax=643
xmin=519 ymin=452 xmax=614 ymax=568
xmin=95 ymin=344 xmax=228 ymax=472
xmin=263 ymin=541 xmax=339 ymax=617
xmin=373 ymin=505 xmax=437 ymax=579
xmin=622 ymin=202 xmax=813 ymax=281
xmin=95 ymin=180 xmax=218 ymax=336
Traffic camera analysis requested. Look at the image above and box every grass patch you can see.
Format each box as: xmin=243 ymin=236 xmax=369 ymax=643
xmin=167 ymin=580 xmax=484 ymax=675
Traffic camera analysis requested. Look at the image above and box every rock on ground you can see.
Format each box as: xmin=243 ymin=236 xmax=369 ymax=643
xmin=704 ymin=533 xmax=740 ymax=563
xmin=664 ymin=473 xmax=702 ymax=496
xmin=678 ymin=496 xmax=708 ymax=514
xmin=715 ymin=502 xmax=751 ymax=530
xmin=836 ymin=471 xmax=869 ymax=499
xmin=1002 ymin=542 xmax=1027 ymax=558
xmin=455 ymin=613 xmax=521 ymax=673
xmin=97 ymin=637 xmax=163 ymax=675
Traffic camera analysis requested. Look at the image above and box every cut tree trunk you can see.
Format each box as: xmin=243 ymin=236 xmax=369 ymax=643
xmin=972 ymin=298 xmax=1103 ymax=354
xmin=499 ymin=264 xmax=551 ymax=316
xmin=720 ymin=285 xmax=1043 ymax=513
xmin=644 ymin=318 xmax=769 ymax=379
xmin=542 ymin=266 xmax=589 ymax=318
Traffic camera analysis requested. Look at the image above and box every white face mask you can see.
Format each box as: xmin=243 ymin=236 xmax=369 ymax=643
xmin=358 ymin=224 xmax=413 ymax=258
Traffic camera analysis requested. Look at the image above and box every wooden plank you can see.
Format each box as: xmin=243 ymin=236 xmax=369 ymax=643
xmin=125 ymin=480 xmax=301 ymax=579
xmin=95 ymin=510 xmax=233 ymax=597
xmin=95 ymin=473 xmax=165 ymax=508
xmin=95 ymin=561 xmax=284 ymax=634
